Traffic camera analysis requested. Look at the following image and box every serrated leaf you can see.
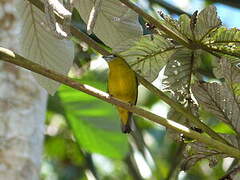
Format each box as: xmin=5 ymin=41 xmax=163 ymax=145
xmin=163 ymin=49 xmax=200 ymax=94
xmin=209 ymin=27 xmax=240 ymax=44
xmin=58 ymin=72 xmax=129 ymax=159
xmin=159 ymin=6 xmax=221 ymax=42
xmin=192 ymin=82 xmax=240 ymax=134
xmin=178 ymin=14 xmax=193 ymax=40
xmin=204 ymin=27 xmax=240 ymax=57
xmin=159 ymin=13 xmax=191 ymax=41
xmin=194 ymin=5 xmax=221 ymax=41
xmin=74 ymin=0 xmax=143 ymax=52
xmin=17 ymin=1 xmax=74 ymax=95
xmin=119 ymin=35 xmax=175 ymax=82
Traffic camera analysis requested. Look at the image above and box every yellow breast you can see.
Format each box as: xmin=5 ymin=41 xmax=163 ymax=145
xmin=107 ymin=57 xmax=137 ymax=104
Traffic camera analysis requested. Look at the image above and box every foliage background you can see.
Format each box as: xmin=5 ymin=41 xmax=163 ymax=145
xmin=41 ymin=0 xmax=240 ymax=179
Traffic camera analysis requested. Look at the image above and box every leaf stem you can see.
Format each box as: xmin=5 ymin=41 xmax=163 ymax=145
xmin=0 ymin=47 xmax=240 ymax=158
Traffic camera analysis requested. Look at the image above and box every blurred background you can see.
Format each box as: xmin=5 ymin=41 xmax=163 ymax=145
xmin=41 ymin=0 xmax=240 ymax=179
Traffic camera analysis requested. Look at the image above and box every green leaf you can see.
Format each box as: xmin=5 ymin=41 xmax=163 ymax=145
xmin=178 ymin=14 xmax=193 ymax=40
xmin=208 ymin=27 xmax=240 ymax=44
xmin=158 ymin=13 xmax=191 ymax=42
xmin=120 ymin=35 xmax=176 ymax=82
xmin=212 ymin=123 xmax=236 ymax=135
xmin=159 ymin=6 xmax=221 ymax=42
xmin=58 ymin=72 xmax=129 ymax=159
xmin=204 ymin=27 xmax=240 ymax=58
xmin=194 ymin=5 xmax=221 ymax=41
xmin=45 ymin=136 xmax=67 ymax=160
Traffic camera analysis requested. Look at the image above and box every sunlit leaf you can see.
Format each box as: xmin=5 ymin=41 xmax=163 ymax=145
xmin=158 ymin=13 xmax=191 ymax=42
xmin=17 ymin=1 xmax=74 ymax=95
xmin=159 ymin=6 xmax=221 ymax=42
xmin=74 ymin=0 xmax=143 ymax=52
xmin=212 ymin=123 xmax=236 ymax=135
xmin=120 ymin=35 xmax=176 ymax=82
xmin=204 ymin=27 xmax=240 ymax=57
xmin=208 ymin=27 xmax=240 ymax=44
xmin=178 ymin=14 xmax=193 ymax=40
xmin=194 ymin=5 xmax=221 ymax=41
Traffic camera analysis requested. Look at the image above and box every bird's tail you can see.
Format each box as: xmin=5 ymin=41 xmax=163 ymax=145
xmin=118 ymin=107 xmax=134 ymax=133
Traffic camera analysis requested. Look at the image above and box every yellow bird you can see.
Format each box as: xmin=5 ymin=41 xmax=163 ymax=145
xmin=105 ymin=55 xmax=138 ymax=133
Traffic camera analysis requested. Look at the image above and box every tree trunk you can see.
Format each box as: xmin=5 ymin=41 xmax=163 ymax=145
xmin=0 ymin=1 xmax=48 ymax=179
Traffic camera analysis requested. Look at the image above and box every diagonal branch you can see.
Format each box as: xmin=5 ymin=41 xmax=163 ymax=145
xmin=26 ymin=0 xmax=228 ymax=144
xmin=0 ymin=47 xmax=240 ymax=158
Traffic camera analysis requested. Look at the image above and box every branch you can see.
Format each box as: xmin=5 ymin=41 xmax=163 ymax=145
xmin=26 ymin=0 xmax=228 ymax=144
xmin=1 ymin=47 xmax=240 ymax=159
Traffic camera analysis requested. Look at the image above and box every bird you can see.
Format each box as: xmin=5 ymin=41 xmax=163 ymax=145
xmin=104 ymin=55 xmax=138 ymax=133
